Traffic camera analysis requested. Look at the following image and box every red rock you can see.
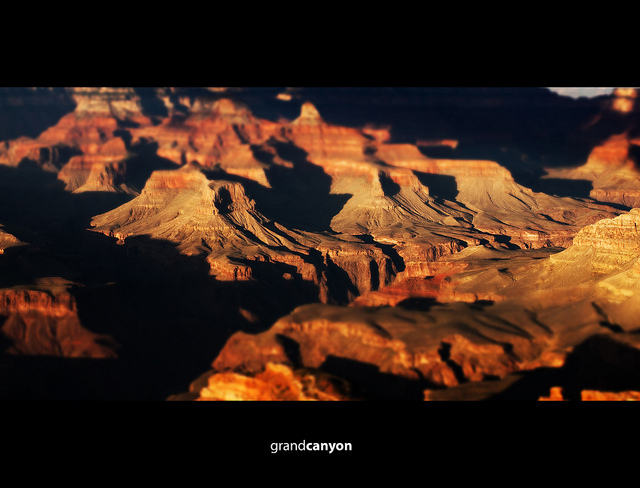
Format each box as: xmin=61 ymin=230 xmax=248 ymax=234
xmin=197 ymin=363 xmax=348 ymax=401
xmin=0 ymin=288 xmax=117 ymax=358
xmin=538 ymin=387 xmax=566 ymax=401
xmin=130 ymin=98 xmax=280 ymax=184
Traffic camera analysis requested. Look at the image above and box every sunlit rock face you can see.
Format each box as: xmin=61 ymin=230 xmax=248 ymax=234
xmin=196 ymin=363 xmax=349 ymax=401
xmin=3 ymin=86 xmax=640 ymax=401
xmin=0 ymin=288 xmax=117 ymax=358
xmin=130 ymin=98 xmax=280 ymax=180
xmin=209 ymin=302 xmax=556 ymax=394
xmin=89 ymin=163 xmax=399 ymax=303
xmin=539 ymin=387 xmax=640 ymax=401
xmin=542 ymin=88 xmax=640 ymax=208
xmin=203 ymin=208 xmax=640 ymax=400
xmin=611 ymin=88 xmax=638 ymax=113
xmin=0 ymin=225 xmax=21 ymax=254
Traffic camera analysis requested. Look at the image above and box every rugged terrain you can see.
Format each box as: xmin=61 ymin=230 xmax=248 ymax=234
xmin=0 ymin=87 xmax=638 ymax=401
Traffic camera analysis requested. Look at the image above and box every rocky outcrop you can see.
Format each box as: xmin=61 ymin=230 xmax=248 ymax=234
xmin=0 ymin=225 xmax=22 ymax=253
xmin=0 ymin=87 xmax=152 ymax=193
xmin=542 ymin=209 xmax=640 ymax=301
xmin=211 ymin=302 xmax=555 ymax=392
xmin=610 ymin=87 xmax=638 ymax=114
xmin=197 ymin=363 xmax=349 ymax=401
xmin=0 ymin=288 xmax=117 ymax=358
xmin=539 ymin=387 xmax=640 ymax=401
xmin=544 ymin=127 xmax=640 ymax=208
xmin=90 ymin=164 xmax=398 ymax=303
xmin=204 ymin=210 xmax=640 ymax=400
xmin=130 ymin=98 xmax=280 ymax=185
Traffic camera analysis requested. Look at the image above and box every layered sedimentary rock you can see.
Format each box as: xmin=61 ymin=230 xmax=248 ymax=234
xmin=210 ymin=300 xmax=565 ymax=393
xmin=0 ymin=286 xmax=117 ymax=358
xmin=545 ymin=134 xmax=640 ymax=207
xmin=89 ymin=164 xmax=397 ymax=303
xmin=197 ymin=363 xmax=348 ymax=401
xmin=46 ymin=88 xmax=151 ymax=192
xmin=284 ymin=103 xmax=617 ymax=252
xmin=203 ymin=210 xmax=640 ymax=399
xmin=0 ymin=87 xmax=153 ymax=193
xmin=131 ymin=98 xmax=281 ymax=186
xmin=378 ymin=147 xmax=618 ymax=248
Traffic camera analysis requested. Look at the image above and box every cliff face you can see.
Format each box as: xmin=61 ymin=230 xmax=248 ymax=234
xmin=196 ymin=363 xmax=349 ymax=401
xmin=201 ymin=209 xmax=640 ymax=400
xmin=0 ymin=87 xmax=153 ymax=193
xmin=0 ymin=288 xmax=117 ymax=358
xmin=89 ymin=164 xmax=398 ymax=304
xmin=0 ymin=225 xmax=22 ymax=253
xmin=210 ymin=302 xmax=552 ymax=394
xmin=542 ymin=88 xmax=640 ymax=208
xmin=131 ymin=98 xmax=280 ymax=180
xmin=3 ymin=87 xmax=640 ymax=401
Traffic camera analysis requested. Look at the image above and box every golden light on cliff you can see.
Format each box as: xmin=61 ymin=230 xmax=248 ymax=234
xmin=614 ymin=88 xmax=638 ymax=99
xmin=612 ymin=88 xmax=638 ymax=113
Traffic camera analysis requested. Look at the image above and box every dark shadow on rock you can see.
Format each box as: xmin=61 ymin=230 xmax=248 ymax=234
xmin=123 ymin=138 xmax=180 ymax=192
xmin=414 ymin=172 xmax=459 ymax=201
xmin=0 ymin=354 xmax=133 ymax=401
xmin=0 ymin=160 xmax=329 ymax=399
xmin=493 ymin=235 xmax=520 ymax=250
xmin=276 ymin=334 xmax=303 ymax=369
xmin=242 ymin=139 xmax=352 ymax=233
xmin=319 ymin=355 xmax=426 ymax=401
xmin=418 ymin=145 xmax=457 ymax=158
xmin=69 ymin=235 xmax=324 ymax=400
xmin=0 ymin=87 xmax=76 ymax=141
xmin=0 ymin=165 xmax=130 ymax=247
xmin=378 ymin=172 xmax=401 ymax=197
xmin=356 ymin=234 xmax=405 ymax=273
xmin=133 ymin=87 xmax=169 ymax=121
xmin=485 ymin=334 xmax=640 ymax=401
xmin=438 ymin=342 xmax=467 ymax=385
xmin=528 ymin=178 xmax=593 ymax=199
xmin=482 ymin=368 xmax=566 ymax=401
xmin=397 ymin=297 xmax=437 ymax=312
xmin=0 ymin=315 xmax=12 ymax=352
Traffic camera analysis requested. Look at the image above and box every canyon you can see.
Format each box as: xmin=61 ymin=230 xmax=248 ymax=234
xmin=0 ymin=87 xmax=639 ymax=401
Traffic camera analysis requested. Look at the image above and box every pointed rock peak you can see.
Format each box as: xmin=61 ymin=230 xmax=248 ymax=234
xmin=292 ymin=102 xmax=324 ymax=125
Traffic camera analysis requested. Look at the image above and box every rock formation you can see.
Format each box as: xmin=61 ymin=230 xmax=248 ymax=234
xmin=196 ymin=363 xmax=349 ymax=401
xmin=544 ymin=133 xmax=640 ymax=207
xmin=0 ymin=286 xmax=117 ymax=358
xmin=89 ymin=163 xmax=398 ymax=303
xmin=202 ymin=209 xmax=640 ymax=399
xmin=2 ymin=86 xmax=640 ymax=401
xmin=0 ymin=225 xmax=22 ymax=254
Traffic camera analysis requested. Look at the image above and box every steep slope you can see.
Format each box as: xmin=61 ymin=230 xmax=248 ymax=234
xmin=200 ymin=210 xmax=640 ymax=399
xmin=89 ymin=164 xmax=398 ymax=302
xmin=0 ymin=283 xmax=117 ymax=358
xmin=0 ymin=225 xmax=22 ymax=253
xmin=130 ymin=97 xmax=281 ymax=186
xmin=377 ymin=145 xmax=619 ymax=248
xmin=542 ymin=88 xmax=640 ymax=208
xmin=545 ymin=133 xmax=640 ymax=207
xmin=0 ymin=87 xmax=155 ymax=194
